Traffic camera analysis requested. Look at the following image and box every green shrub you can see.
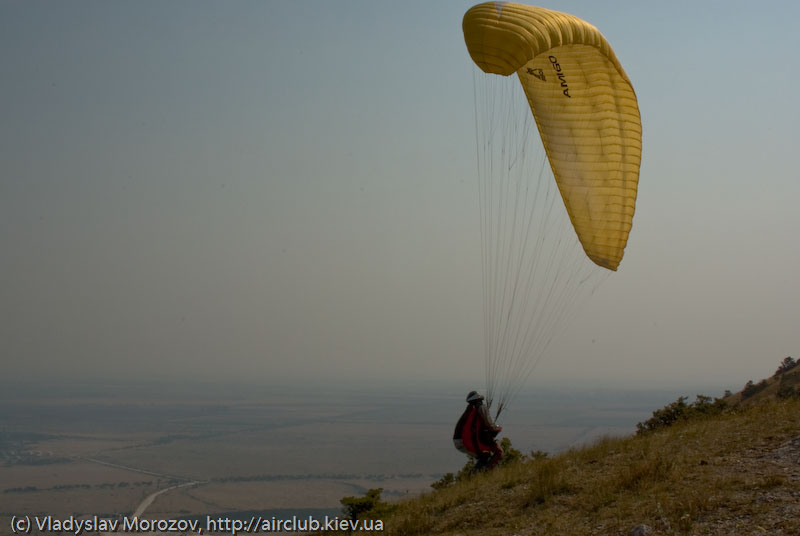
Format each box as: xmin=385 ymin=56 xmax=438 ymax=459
xmin=636 ymin=395 xmax=727 ymax=434
xmin=742 ymin=379 xmax=769 ymax=399
xmin=774 ymin=356 xmax=797 ymax=376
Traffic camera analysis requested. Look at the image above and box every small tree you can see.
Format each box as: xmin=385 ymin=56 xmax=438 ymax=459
xmin=775 ymin=356 xmax=797 ymax=376
xmin=498 ymin=437 xmax=526 ymax=465
xmin=340 ymin=488 xmax=387 ymax=523
xmin=529 ymin=449 xmax=549 ymax=461
xmin=430 ymin=473 xmax=454 ymax=490
xmin=742 ymin=379 xmax=769 ymax=400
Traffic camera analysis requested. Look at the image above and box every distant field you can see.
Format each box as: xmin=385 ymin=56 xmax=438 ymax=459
xmin=148 ymin=478 xmax=428 ymax=518
xmin=2 ymin=480 xmax=155 ymax=518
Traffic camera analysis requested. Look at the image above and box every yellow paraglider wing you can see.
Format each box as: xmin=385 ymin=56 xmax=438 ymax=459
xmin=463 ymin=2 xmax=641 ymax=270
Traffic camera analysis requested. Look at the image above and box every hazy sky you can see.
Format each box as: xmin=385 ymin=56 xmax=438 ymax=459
xmin=2 ymin=1 xmax=798 ymax=393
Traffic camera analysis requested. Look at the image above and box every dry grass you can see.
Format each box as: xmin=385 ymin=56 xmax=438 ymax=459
xmin=332 ymin=397 xmax=800 ymax=536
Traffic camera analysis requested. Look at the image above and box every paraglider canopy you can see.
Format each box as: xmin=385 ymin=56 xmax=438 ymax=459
xmin=463 ymin=2 xmax=641 ymax=271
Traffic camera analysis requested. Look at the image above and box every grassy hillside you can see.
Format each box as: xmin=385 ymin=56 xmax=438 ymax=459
xmin=723 ymin=358 xmax=800 ymax=406
xmin=329 ymin=365 xmax=800 ymax=535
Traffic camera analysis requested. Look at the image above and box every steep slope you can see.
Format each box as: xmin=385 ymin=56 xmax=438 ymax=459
xmin=327 ymin=373 xmax=800 ymax=535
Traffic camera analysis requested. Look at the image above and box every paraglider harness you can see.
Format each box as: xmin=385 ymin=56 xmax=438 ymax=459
xmin=453 ymin=396 xmax=502 ymax=470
